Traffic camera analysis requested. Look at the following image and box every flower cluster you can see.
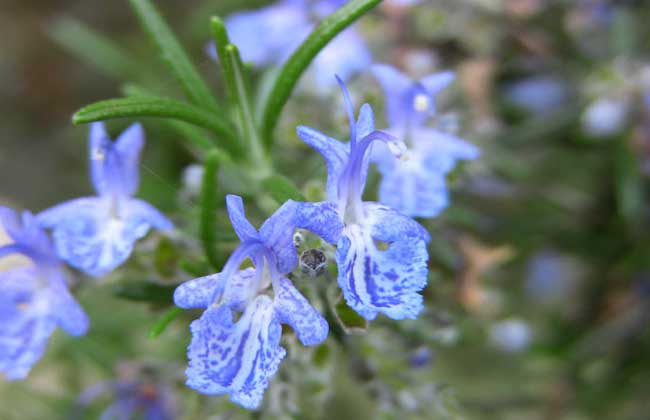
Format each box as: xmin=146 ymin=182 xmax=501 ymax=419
xmin=0 ymin=123 xmax=171 ymax=380
xmin=173 ymin=74 xmax=474 ymax=408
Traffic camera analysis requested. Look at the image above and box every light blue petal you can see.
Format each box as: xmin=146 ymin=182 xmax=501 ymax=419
xmin=311 ymin=28 xmax=371 ymax=90
xmin=226 ymin=195 xmax=258 ymax=243
xmin=174 ymin=274 xmax=222 ymax=309
xmin=412 ymin=128 xmax=480 ymax=174
xmin=124 ymin=199 xmax=174 ymax=231
xmin=371 ymin=64 xmax=412 ymax=128
xmin=39 ymin=198 xmax=137 ymax=277
xmin=114 ymin=123 xmax=145 ymax=197
xmin=296 ymin=126 xmax=349 ymax=203
xmin=220 ymin=268 xmax=257 ymax=312
xmin=420 ymin=71 xmax=455 ymax=101
xmin=295 ymin=201 xmax=343 ymax=244
xmin=356 ymin=103 xmax=375 ymax=140
xmin=259 ymin=200 xmax=299 ymax=274
xmin=185 ymin=296 xmax=285 ymax=410
xmin=335 ymin=203 xmax=429 ymax=320
xmin=0 ymin=275 xmax=57 ymax=380
xmin=49 ymin=273 xmax=89 ymax=336
xmin=226 ymin=2 xmax=312 ymax=66
xmin=274 ymin=277 xmax=328 ymax=346
xmin=378 ymin=160 xmax=450 ymax=218
xmin=89 ymin=122 xmax=112 ymax=196
xmin=0 ymin=206 xmax=21 ymax=239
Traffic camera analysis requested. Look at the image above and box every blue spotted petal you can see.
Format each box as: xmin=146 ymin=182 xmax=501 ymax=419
xmin=335 ymin=203 xmax=429 ymax=321
xmin=296 ymin=126 xmax=349 ymax=202
xmin=174 ymin=268 xmax=257 ymax=310
xmin=295 ymin=201 xmax=343 ymax=244
xmin=226 ymin=195 xmax=258 ymax=243
xmin=185 ymin=296 xmax=285 ymax=410
xmin=273 ymin=277 xmax=328 ymax=346
xmin=378 ymin=157 xmax=450 ymax=218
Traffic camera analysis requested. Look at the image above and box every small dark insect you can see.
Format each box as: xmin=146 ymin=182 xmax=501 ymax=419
xmin=299 ymin=248 xmax=328 ymax=277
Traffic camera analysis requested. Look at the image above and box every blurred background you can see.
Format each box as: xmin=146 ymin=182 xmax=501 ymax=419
xmin=1 ymin=0 xmax=650 ymax=419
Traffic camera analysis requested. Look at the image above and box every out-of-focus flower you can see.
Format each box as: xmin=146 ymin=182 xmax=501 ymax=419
xmin=409 ymin=346 xmax=433 ymax=368
xmin=489 ymin=318 xmax=532 ymax=353
xmin=77 ymin=371 xmax=176 ymax=420
xmin=371 ymin=64 xmax=479 ymax=218
xmin=525 ymin=250 xmax=585 ymax=306
xmin=504 ymin=75 xmax=569 ymax=114
xmin=297 ymin=77 xmax=430 ymax=320
xmin=0 ymin=207 xmax=88 ymax=380
xmin=582 ymin=97 xmax=629 ymax=137
xmin=37 ymin=123 xmax=173 ymax=277
xmin=221 ymin=0 xmax=371 ymax=90
xmin=174 ymin=195 xmax=332 ymax=409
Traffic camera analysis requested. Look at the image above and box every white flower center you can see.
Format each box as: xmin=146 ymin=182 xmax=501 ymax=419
xmin=413 ymin=94 xmax=430 ymax=112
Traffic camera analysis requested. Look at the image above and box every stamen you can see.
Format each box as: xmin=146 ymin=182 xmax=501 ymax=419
xmin=413 ymin=93 xmax=430 ymax=112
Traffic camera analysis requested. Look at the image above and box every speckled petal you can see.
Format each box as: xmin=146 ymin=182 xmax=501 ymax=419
xmin=335 ymin=203 xmax=429 ymax=320
xmin=295 ymin=201 xmax=343 ymax=244
xmin=185 ymin=296 xmax=285 ymax=410
xmin=50 ymin=274 xmax=89 ymax=337
xmin=273 ymin=277 xmax=328 ymax=346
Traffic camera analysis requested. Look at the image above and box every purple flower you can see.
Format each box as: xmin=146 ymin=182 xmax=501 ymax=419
xmin=371 ymin=64 xmax=479 ymax=218
xmin=0 ymin=207 xmax=88 ymax=380
xmin=37 ymin=122 xmax=173 ymax=277
xmin=297 ymin=77 xmax=430 ymax=321
xmin=77 ymin=378 xmax=176 ymax=420
xmin=222 ymin=0 xmax=371 ymax=89
xmin=174 ymin=195 xmax=332 ymax=409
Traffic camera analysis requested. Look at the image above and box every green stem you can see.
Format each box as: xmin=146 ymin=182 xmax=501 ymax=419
xmin=200 ymin=149 xmax=225 ymax=270
xmin=259 ymin=0 xmax=383 ymax=146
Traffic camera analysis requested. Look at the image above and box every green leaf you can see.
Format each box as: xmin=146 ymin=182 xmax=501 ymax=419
xmin=148 ymin=306 xmax=183 ymax=338
xmin=122 ymin=84 xmax=218 ymax=152
xmin=200 ymin=149 xmax=225 ymax=270
xmin=615 ymin=142 xmax=645 ymax=229
xmin=112 ymin=280 xmax=176 ymax=304
xmin=73 ymin=96 xmax=242 ymax=157
xmin=261 ymin=174 xmax=306 ymax=204
xmin=153 ymin=237 xmax=178 ymax=279
xmin=260 ymin=0 xmax=382 ymax=144
xmin=48 ymin=17 xmax=138 ymax=80
xmin=210 ymin=17 xmax=237 ymax=107
xmin=128 ymin=0 xmax=220 ymax=111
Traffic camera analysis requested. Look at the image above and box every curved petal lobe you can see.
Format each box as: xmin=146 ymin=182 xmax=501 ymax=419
xmin=273 ymin=277 xmax=328 ymax=346
xmin=185 ymin=296 xmax=285 ymax=410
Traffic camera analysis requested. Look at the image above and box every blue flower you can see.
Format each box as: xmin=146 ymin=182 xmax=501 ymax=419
xmin=37 ymin=122 xmax=173 ymax=277
xmin=221 ymin=0 xmax=371 ymax=89
xmin=0 ymin=207 xmax=88 ymax=380
xmin=174 ymin=195 xmax=332 ymax=409
xmin=297 ymin=77 xmax=430 ymax=321
xmin=77 ymin=376 xmax=176 ymax=420
xmin=371 ymin=64 xmax=479 ymax=217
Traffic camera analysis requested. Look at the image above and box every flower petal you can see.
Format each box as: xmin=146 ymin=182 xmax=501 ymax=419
xmin=335 ymin=204 xmax=429 ymax=320
xmin=124 ymin=199 xmax=174 ymax=231
xmin=274 ymin=277 xmax=328 ymax=346
xmin=413 ymin=128 xmax=480 ymax=174
xmin=420 ymin=71 xmax=455 ymax=102
xmin=295 ymin=201 xmax=343 ymax=244
xmin=378 ymin=160 xmax=449 ymax=218
xmin=296 ymin=126 xmax=349 ymax=203
xmin=226 ymin=2 xmax=311 ymax=66
xmin=114 ymin=123 xmax=145 ymax=197
xmin=259 ymin=200 xmax=299 ymax=274
xmin=185 ymin=296 xmax=285 ymax=410
xmin=371 ymin=64 xmax=412 ymax=128
xmin=49 ymin=273 xmax=89 ymax=336
xmin=226 ymin=195 xmax=258 ymax=243
xmin=39 ymin=198 xmax=136 ymax=277
xmin=174 ymin=274 xmax=222 ymax=309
